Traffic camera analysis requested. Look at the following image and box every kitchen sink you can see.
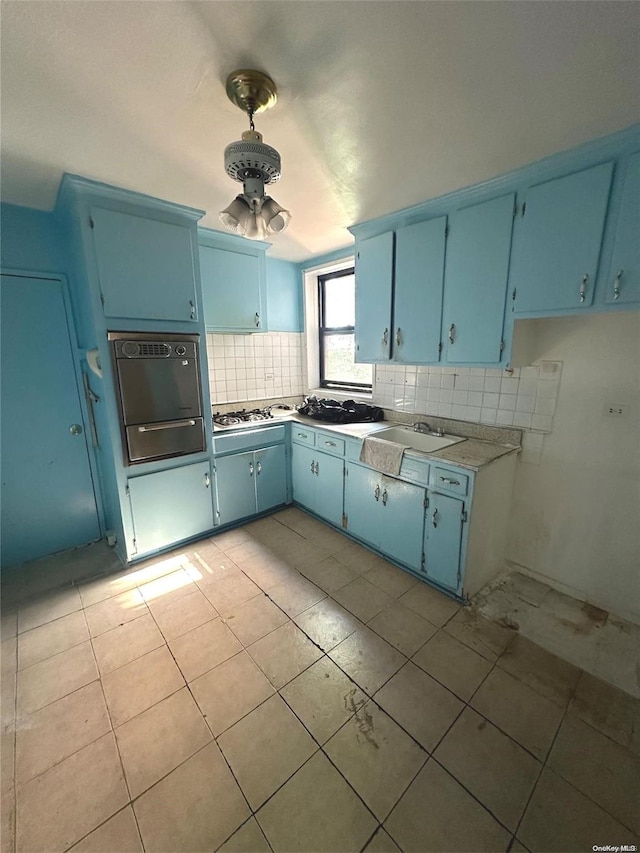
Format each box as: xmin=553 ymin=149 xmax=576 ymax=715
xmin=373 ymin=425 xmax=466 ymax=454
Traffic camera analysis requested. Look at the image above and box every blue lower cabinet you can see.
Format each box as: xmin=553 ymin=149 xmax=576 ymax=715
xmin=291 ymin=443 xmax=345 ymax=528
xmin=215 ymin=444 xmax=287 ymax=526
xmin=214 ymin=451 xmax=257 ymax=527
xmin=423 ymin=492 xmax=465 ymax=591
xmin=128 ymin=461 xmax=213 ymax=557
xmin=345 ymin=463 xmax=426 ymax=571
xmin=255 ymin=445 xmax=287 ymax=514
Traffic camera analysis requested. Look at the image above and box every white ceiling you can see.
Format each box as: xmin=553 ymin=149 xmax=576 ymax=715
xmin=1 ymin=1 xmax=639 ymax=261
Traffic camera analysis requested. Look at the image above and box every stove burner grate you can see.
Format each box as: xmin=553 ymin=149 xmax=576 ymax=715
xmin=213 ymin=407 xmax=274 ymax=426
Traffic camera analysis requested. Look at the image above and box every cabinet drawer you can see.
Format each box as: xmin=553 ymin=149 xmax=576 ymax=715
xmin=213 ymin=425 xmax=286 ymax=455
xmin=292 ymin=427 xmax=316 ymax=447
xmin=399 ymin=455 xmax=430 ymax=485
xmin=431 ymin=466 xmax=469 ymax=496
xmin=316 ymin=433 xmax=345 ymax=456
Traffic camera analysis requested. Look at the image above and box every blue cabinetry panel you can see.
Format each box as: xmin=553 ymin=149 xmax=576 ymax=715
xmin=292 ymin=442 xmax=344 ymax=527
xmin=604 ymin=152 xmax=640 ymax=305
xmin=256 ymin=444 xmax=287 ymax=513
xmin=344 ymin=463 xmax=380 ymax=547
xmin=442 ymin=193 xmax=515 ymax=364
xmin=379 ymin=476 xmax=426 ymax=570
xmin=214 ymin=451 xmax=256 ymax=526
xmin=423 ymin=492 xmax=463 ymax=591
xmin=128 ymin=461 xmax=213 ymax=556
xmin=355 ymin=232 xmax=394 ymax=362
xmin=200 ymin=245 xmax=264 ymax=331
xmin=90 ymin=207 xmax=198 ymax=321
xmin=292 ymin=444 xmax=317 ymax=513
xmin=394 ymin=217 xmax=446 ymax=363
xmin=511 ymin=162 xmax=613 ymax=313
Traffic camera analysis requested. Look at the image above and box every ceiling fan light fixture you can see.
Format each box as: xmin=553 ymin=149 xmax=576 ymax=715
xmin=219 ymin=69 xmax=291 ymax=240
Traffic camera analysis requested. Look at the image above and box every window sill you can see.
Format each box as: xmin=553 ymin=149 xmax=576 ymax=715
xmin=308 ymin=388 xmax=373 ymax=402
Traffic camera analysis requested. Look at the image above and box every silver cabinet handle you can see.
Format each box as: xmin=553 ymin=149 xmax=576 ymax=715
xmin=439 ymin=476 xmax=460 ymax=486
xmin=325 ymin=440 xmax=337 ymax=447
xmin=297 ymin=432 xmax=308 ymax=439
xmin=579 ymin=274 xmax=589 ymax=303
xmin=374 ymin=484 xmax=380 ymax=502
xmin=249 ymin=461 xmax=254 ymax=476
xmin=382 ymin=328 xmax=388 ymax=346
xmin=257 ymin=461 xmax=262 ymax=475
xmin=204 ymin=472 xmax=210 ymax=488
xmin=432 ymin=508 xmax=439 ymax=528
xmin=448 ymin=323 xmax=456 ymax=344
xmin=613 ymin=270 xmax=623 ymax=300
xmin=138 ymin=419 xmax=195 ymax=432
xmin=255 ymin=312 xmax=260 ymax=327
xmin=396 ymin=327 xmax=401 ymax=346
xmin=189 ymin=300 xmax=196 ymax=319
xmin=69 ymin=423 xmax=83 ymax=436
xmin=381 ymin=489 xmax=388 ymax=506
xmin=314 ymin=461 xmax=319 ymax=475
xmin=310 ymin=460 xmax=315 ymax=474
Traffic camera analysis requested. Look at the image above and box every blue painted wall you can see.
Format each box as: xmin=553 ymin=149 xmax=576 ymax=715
xmin=1 ymin=203 xmax=68 ymax=275
xmin=265 ymin=257 xmax=303 ymax=331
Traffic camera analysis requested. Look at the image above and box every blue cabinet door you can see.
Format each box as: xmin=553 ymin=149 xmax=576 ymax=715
xmin=604 ymin=152 xmax=640 ymax=305
xmin=355 ymin=232 xmax=394 ymax=362
xmin=128 ymin=461 xmax=213 ymax=557
xmin=1 ymin=274 xmax=100 ymax=566
xmin=200 ymin=245 xmax=265 ymax=331
xmin=91 ymin=207 xmax=198 ymax=321
xmin=292 ymin=443 xmax=317 ymax=514
xmin=314 ymin=452 xmax=345 ymax=528
xmin=423 ymin=492 xmax=464 ymax=591
xmin=256 ymin=445 xmax=287 ymax=513
xmin=442 ymin=193 xmax=515 ymax=364
xmin=511 ymin=162 xmax=613 ymax=313
xmin=379 ymin=476 xmax=426 ymax=571
xmin=214 ymin=451 xmax=257 ymax=526
xmin=393 ymin=217 xmax=446 ymax=364
xmin=344 ymin=463 xmax=381 ymax=547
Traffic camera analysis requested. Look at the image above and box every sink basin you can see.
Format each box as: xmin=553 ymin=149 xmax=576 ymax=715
xmin=374 ymin=425 xmax=466 ymax=454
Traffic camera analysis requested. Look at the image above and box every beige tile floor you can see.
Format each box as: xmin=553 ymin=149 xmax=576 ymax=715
xmin=1 ymin=508 xmax=639 ymax=852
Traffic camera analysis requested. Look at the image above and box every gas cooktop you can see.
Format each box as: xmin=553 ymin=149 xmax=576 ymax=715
xmin=212 ymin=404 xmax=295 ymax=427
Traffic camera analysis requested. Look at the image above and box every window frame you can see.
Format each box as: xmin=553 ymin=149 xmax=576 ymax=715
xmin=318 ymin=266 xmax=372 ymax=393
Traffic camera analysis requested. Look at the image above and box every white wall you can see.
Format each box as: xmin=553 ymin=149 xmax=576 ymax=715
xmin=507 ymin=312 xmax=640 ymax=623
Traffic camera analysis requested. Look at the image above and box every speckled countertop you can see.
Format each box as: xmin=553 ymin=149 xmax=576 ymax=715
xmin=265 ymin=413 xmax=521 ymax=472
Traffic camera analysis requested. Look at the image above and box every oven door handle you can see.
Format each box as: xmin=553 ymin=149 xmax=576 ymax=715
xmin=138 ymin=419 xmax=196 ymax=432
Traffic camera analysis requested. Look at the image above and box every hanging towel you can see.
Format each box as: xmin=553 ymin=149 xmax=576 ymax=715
xmin=359 ymin=436 xmax=409 ymax=476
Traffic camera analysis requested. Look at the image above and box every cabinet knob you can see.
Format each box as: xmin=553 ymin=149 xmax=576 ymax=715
xmin=382 ymin=328 xmax=388 ymax=346
xmin=249 ymin=461 xmax=254 ymax=477
xmin=579 ymin=274 xmax=589 ymax=303
xmin=374 ymin=484 xmax=380 ymax=502
xmin=439 ymin=476 xmax=460 ymax=486
xmin=325 ymin=440 xmax=337 ymax=447
xmin=189 ymin=300 xmax=196 ymax=320
xmin=256 ymin=461 xmax=262 ymax=475
xmin=432 ymin=508 xmax=439 ymax=528
xmin=310 ymin=460 xmax=315 ymax=474
xmin=255 ymin=312 xmax=260 ymax=327
xmin=396 ymin=328 xmax=402 ymax=346
xmin=613 ymin=270 xmax=623 ymax=300
xmin=204 ymin=472 xmax=210 ymax=488
xmin=381 ymin=489 xmax=388 ymax=506
xmin=69 ymin=423 xmax=83 ymax=436
xmin=314 ymin=461 xmax=319 ymax=475
xmin=448 ymin=323 xmax=456 ymax=344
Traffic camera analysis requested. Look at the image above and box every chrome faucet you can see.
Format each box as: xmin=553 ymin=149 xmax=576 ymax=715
xmin=413 ymin=421 xmax=445 ymax=437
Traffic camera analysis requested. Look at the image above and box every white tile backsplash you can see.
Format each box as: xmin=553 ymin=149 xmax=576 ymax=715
xmin=372 ymin=362 xmax=562 ymax=432
xmin=206 ymin=332 xmax=306 ymax=405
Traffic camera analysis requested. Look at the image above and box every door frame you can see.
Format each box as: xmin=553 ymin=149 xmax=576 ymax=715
xmin=1 ymin=267 xmax=106 ymax=536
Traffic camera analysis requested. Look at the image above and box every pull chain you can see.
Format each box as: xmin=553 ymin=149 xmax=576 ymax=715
xmin=248 ymin=110 xmax=255 ymax=132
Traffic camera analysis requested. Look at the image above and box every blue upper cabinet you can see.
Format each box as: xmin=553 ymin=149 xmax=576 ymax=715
xmin=442 ymin=193 xmax=515 ymax=365
xmin=511 ymin=162 xmax=613 ymax=314
xmin=199 ymin=229 xmax=267 ymax=333
xmin=394 ymin=217 xmax=447 ymax=364
xmin=604 ymin=151 xmax=640 ymax=305
xmin=354 ymin=232 xmax=394 ymax=362
xmin=355 ymin=218 xmax=447 ymax=364
xmin=91 ymin=207 xmax=199 ymax=322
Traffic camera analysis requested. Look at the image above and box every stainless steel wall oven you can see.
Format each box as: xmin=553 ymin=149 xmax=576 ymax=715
xmin=109 ymin=331 xmax=205 ymax=465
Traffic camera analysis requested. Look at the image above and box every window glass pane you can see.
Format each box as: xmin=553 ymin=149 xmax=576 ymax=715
xmin=323 ymin=274 xmax=355 ymax=327
xmin=322 ymin=333 xmax=373 ymax=386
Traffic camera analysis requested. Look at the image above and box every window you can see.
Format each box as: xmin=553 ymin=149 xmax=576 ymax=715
xmin=318 ymin=268 xmax=373 ymax=392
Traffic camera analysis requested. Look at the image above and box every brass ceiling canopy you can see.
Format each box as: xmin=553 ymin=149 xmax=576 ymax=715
xmin=225 ymin=69 xmax=278 ymax=117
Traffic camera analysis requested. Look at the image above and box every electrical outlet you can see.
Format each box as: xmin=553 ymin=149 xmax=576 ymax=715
xmin=604 ymin=403 xmax=627 ymax=417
